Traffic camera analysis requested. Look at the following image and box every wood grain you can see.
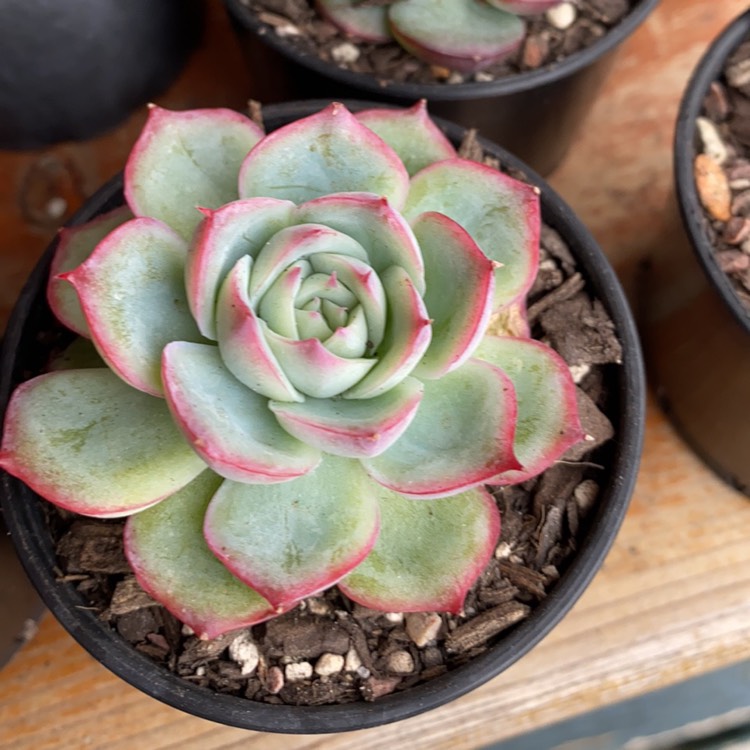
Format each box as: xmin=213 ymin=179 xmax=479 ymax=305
xmin=3 ymin=1 xmax=750 ymax=748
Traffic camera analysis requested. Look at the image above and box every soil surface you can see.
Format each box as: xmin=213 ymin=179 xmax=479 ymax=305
xmin=41 ymin=130 xmax=624 ymax=707
xmin=693 ymin=36 xmax=750 ymax=312
xmin=241 ymin=0 xmax=639 ymax=86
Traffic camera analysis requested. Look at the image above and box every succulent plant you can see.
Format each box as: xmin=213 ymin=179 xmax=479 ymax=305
xmin=316 ymin=0 xmax=563 ymax=73
xmin=0 ymin=102 xmax=582 ymax=639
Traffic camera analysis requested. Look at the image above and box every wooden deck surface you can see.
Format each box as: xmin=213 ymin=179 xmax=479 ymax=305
xmin=3 ymin=1 xmax=750 ymax=748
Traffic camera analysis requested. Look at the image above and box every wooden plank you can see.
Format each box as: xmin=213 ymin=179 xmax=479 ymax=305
xmin=3 ymin=1 xmax=750 ymax=748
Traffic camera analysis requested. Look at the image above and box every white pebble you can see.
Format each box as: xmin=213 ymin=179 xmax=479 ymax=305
xmin=276 ymin=23 xmax=301 ymax=38
xmin=383 ymin=612 xmax=404 ymax=625
xmin=697 ymin=116 xmax=729 ymax=165
xmin=306 ymin=597 xmax=332 ymax=616
xmin=331 ymin=42 xmax=360 ymax=65
xmin=387 ymin=650 xmax=415 ymax=675
xmin=546 ymin=3 xmax=577 ymax=30
xmin=569 ymin=362 xmax=591 ymax=384
xmin=345 ymin=647 xmax=363 ymax=672
xmin=405 ymin=612 xmax=442 ymax=648
xmin=315 ymin=653 xmax=345 ymax=677
xmin=228 ymin=633 xmax=259 ymax=676
xmin=495 ymin=541 xmax=513 ymax=559
xmin=285 ymin=661 xmax=313 ymax=682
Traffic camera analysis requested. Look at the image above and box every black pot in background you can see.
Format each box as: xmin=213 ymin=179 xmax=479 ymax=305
xmin=0 ymin=101 xmax=645 ymax=732
xmin=0 ymin=0 xmax=204 ymax=150
xmin=223 ymin=0 xmax=659 ymax=176
xmin=640 ymin=10 xmax=750 ymax=496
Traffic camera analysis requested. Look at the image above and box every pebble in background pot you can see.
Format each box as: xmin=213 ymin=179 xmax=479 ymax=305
xmin=223 ymin=0 xmax=659 ymax=175
xmin=641 ymin=9 xmax=750 ymax=495
xmin=0 ymin=0 xmax=204 ymax=150
xmin=0 ymin=100 xmax=644 ymax=733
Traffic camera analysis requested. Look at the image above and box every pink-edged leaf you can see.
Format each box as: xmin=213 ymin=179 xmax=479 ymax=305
xmin=124 ymin=470 xmax=280 ymax=639
xmin=0 ymin=369 xmax=206 ymax=518
xmin=295 ymin=192 xmax=425 ymax=294
xmin=344 ymin=266 xmax=432 ymax=399
xmin=475 ymin=336 xmax=584 ymax=484
xmin=309 ymin=252 xmax=387 ymax=354
xmin=63 ymin=217 xmax=203 ymax=397
xmin=265 ymin=328 xmax=377 ymax=399
xmin=216 ymin=255 xmax=302 ymax=402
xmin=340 ymin=484 xmax=500 ymax=614
xmin=48 ymin=206 xmax=132 ymax=337
xmin=315 ymin=0 xmax=392 ymax=41
xmin=162 ymin=342 xmax=321 ymax=483
xmin=411 ymin=211 xmax=495 ymax=379
xmin=125 ymin=106 xmax=264 ymax=240
xmin=247 ymin=223 xmax=369 ymax=306
xmin=186 ymin=198 xmax=295 ymax=339
xmin=486 ymin=0 xmax=562 ymax=14
xmin=269 ymin=377 xmax=423 ymax=458
xmin=405 ymin=158 xmax=540 ymax=308
xmin=204 ymin=455 xmax=381 ymax=610
xmin=238 ymin=103 xmax=410 ymax=209
xmin=322 ymin=304 xmax=368 ymax=358
xmin=362 ymin=358 xmax=520 ymax=497
xmin=356 ymin=100 xmax=457 ymax=176
xmin=389 ymin=0 xmax=525 ymax=74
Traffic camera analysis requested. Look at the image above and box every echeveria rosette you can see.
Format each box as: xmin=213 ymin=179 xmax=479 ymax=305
xmin=0 ymin=101 xmax=583 ymax=638
xmin=316 ymin=0 xmax=564 ymax=74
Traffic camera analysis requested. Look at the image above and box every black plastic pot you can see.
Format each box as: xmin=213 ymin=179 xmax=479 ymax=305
xmin=640 ymin=10 xmax=750 ymax=496
xmin=0 ymin=100 xmax=644 ymax=733
xmin=223 ymin=0 xmax=659 ymax=176
xmin=0 ymin=0 xmax=204 ymax=150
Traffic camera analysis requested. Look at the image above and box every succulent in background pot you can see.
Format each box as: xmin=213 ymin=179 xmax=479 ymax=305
xmin=223 ymin=0 xmax=659 ymax=175
xmin=0 ymin=100 xmax=644 ymax=732
xmin=641 ymin=9 xmax=750 ymax=495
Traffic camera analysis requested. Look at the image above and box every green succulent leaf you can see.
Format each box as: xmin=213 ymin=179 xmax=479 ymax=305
xmin=0 ymin=369 xmax=206 ymax=517
xmin=238 ymin=103 xmax=410 ymax=209
xmin=125 ymin=106 xmax=264 ymax=240
xmin=404 ymin=158 xmax=540 ymax=308
xmin=48 ymin=205 xmax=132 ymax=338
xmin=162 ymin=342 xmax=321 ymax=483
xmin=474 ymin=336 xmax=584 ymax=483
xmin=362 ymin=358 xmax=520 ymax=496
xmin=204 ymin=455 xmax=381 ymax=609
xmin=389 ymin=0 xmax=525 ymax=73
xmin=486 ymin=0 xmax=562 ymax=13
xmin=124 ymin=470 xmax=278 ymax=639
xmin=186 ymin=198 xmax=295 ymax=339
xmin=339 ymin=484 xmax=500 ymax=613
xmin=315 ymin=0 xmax=392 ymax=41
xmin=63 ymin=218 xmax=204 ymax=397
xmin=356 ymin=101 xmax=457 ymax=176
xmin=411 ymin=211 xmax=495 ymax=379
xmin=269 ymin=377 xmax=424 ymax=458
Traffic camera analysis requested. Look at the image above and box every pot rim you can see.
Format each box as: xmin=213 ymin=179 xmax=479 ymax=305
xmin=223 ymin=0 xmax=660 ymax=100
xmin=0 ymin=99 xmax=645 ymax=734
xmin=674 ymin=8 xmax=750 ymax=337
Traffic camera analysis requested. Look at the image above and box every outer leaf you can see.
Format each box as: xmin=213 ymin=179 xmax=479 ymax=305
xmin=339 ymin=484 xmax=500 ymax=613
xmin=238 ymin=103 xmax=410 ymax=209
xmin=486 ymin=0 xmax=562 ymax=13
xmin=315 ymin=0 xmax=392 ymax=41
xmin=47 ymin=337 xmax=104 ymax=371
xmin=0 ymin=369 xmax=206 ymax=517
xmin=356 ymin=101 xmax=457 ymax=177
xmin=162 ymin=342 xmax=321 ymax=483
xmin=404 ymin=158 xmax=540 ymax=308
xmin=63 ymin=217 xmax=203 ymax=397
xmin=362 ymin=358 xmax=520 ymax=497
xmin=269 ymin=377 xmax=424 ymax=458
xmin=47 ymin=205 xmax=132 ymax=337
xmin=389 ymin=0 xmax=525 ymax=74
xmin=216 ymin=256 xmax=302 ymax=402
xmin=295 ymin=192 xmax=425 ymax=294
xmin=344 ymin=266 xmax=432 ymax=399
xmin=204 ymin=456 xmax=381 ymax=609
xmin=125 ymin=106 xmax=264 ymax=240
xmin=124 ymin=471 xmax=279 ymax=640
xmin=186 ymin=198 xmax=295 ymax=339
xmin=411 ymin=211 xmax=495 ymax=379
xmin=475 ymin=336 xmax=584 ymax=484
